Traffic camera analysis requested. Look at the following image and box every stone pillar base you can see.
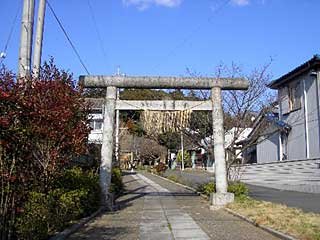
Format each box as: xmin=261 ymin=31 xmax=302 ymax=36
xmin=101 ymin=193 xmax=115 ymax=211
xmin=209 ymin=192 xmax=234 ymax=210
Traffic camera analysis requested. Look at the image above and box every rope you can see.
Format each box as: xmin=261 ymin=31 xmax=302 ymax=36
xmin=120 ymin=99 xmax=208 ymax=112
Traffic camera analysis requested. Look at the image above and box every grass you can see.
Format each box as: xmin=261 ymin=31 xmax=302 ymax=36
xmin=227 ymin=196 xmax=320 ymax=240
xmin=167 ymin=174 xmax=179 ymax=182
xmin=167 ymin=223 xmax=172 ymax=231
xmin=183 ymin=168 xmax=208 ymax=172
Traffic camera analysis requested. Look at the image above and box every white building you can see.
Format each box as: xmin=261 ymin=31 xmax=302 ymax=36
xmin=87 ymin=98 xmax=104 ymax=144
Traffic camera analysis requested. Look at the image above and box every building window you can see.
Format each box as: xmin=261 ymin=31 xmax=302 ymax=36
xmin=288 ymin=81 xmax=301 ymax=111
xmin=90 ymin=119 xmax=103 ymax=131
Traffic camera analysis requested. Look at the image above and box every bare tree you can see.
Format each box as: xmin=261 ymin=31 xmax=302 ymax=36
xmin=140 ymin=138 xmax=167 ymax=165
xmin=185 ymin=61 xmax=275 ymax=177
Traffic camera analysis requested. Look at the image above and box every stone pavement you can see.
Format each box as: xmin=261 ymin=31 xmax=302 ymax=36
xmin=68 ymin=172 xmax=279 ymax=240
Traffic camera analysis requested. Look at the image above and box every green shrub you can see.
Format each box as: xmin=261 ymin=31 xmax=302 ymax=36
xmin=54 ymin=167 xmax=100 ymax=215
xmin=198 ymin=182 xmax=216 ymax=196
xmin=228 ymin=182 xmax=248 ymax=197
xmin=16 ymin=192 xmax=50 ymax=240
xmin=110 ymin=167 xmax=124 ymax=194
xmin=49 ymin=188 xmax=88 ymax=230
xmin=176 ymin=151 xmax=191 ymax=167
xmin=136 ymin=165 xmax=146 ymax=171
xmin=198 ymin=182 xmax=248 ymax=197
xmin=167 ymin=175 xmax=178 ymax=182
xmin=16 ymin=167 xmax=100 ymax=240
xmin=146 ymin=166 xmax=153 ymax=173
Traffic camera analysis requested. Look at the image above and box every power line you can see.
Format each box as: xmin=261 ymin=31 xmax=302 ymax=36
xmin=0 ymin=4 xmax=20 ymax=65
xmin=151 ymin=0 xmax=231 ymax=73
xmin=47 ymin=1 xmax=90 ymax=75
xmin=86 ymin=0 xmax=109 ymax=71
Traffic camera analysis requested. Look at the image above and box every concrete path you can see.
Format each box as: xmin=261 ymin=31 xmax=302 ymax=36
xmin=68 ymin=172 xmax=278 ymax=240
xmin=164 ymin=170 xmax=320 ymax=213
xmin=134 ymin=174 xmax=209 ymax=240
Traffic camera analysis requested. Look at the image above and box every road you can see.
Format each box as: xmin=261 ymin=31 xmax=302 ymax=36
xmin=164 ymin=169 xmax=320 ymax=213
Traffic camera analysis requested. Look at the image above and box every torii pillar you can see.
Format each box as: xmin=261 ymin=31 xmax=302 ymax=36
xmin=81 ymin=75 xmax=249 ymax=210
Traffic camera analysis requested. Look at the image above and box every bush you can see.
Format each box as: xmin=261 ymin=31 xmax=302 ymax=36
xmin=49 ymin=188 xmax=88 ymax=229
xmin=198 ymin=182 xmax=216 ymax=196
xmin=16 ymin=192 xmax=50 ymax=240
xmin=54 ymin=167 xmax=100 ymax=215
xmin=0 ymin=61 xmax=90 ymax=239
xmin=110 ymin=167 xmax=124 ymax=195
xmin=16 ymin=167 xmax=100 ymax=240
xmin=154 ymin=162 xmax=167 ymax=175
xmin=228 ymin=182 xmax=248 ymax=197
xmin=176 ymin=151 xmax=191 ymax=167
xmin=136 ymin=165 xmax=146 ymax=171
xmin=198 ymin=182 xmax=248 ymax=197
xmin=167 ymin=175 xmax=178 ymax=182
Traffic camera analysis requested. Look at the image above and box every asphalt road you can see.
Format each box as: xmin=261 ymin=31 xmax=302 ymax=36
xmin=164 ymin=169 xmax=320 ymax=213
xmin=247 ymin=184 xmax=320 ymax=213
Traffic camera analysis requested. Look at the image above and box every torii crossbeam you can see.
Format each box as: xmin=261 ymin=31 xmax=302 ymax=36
xmin=80 ymin=75 xmax=248 ymax=90
xmin=81 ymin=75 xmax=249 ymax=210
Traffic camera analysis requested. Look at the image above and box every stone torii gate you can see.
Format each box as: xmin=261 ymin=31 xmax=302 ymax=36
xmin=81 ymin=75 xmax=249 ymax=209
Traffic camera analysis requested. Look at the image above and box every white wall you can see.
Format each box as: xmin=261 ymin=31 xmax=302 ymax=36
xmin=88 ymin=113 xmax=103 ymax=144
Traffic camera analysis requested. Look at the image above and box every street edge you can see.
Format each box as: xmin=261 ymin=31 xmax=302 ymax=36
xmin=49 ymin=207 xmax=104 ymax=240
xmin=149 ymin=172 xmax=209 ymax=199
xmin=224 ymin=208 xmax=297 ymax=240
xmin=150 ymin=172 xmax=297 ymax=240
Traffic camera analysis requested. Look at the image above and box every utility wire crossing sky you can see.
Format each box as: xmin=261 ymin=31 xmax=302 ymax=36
xmin=0 ymin=0 xmax=319 ymax=79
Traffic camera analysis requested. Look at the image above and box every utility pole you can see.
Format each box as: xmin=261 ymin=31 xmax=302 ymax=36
xmin=33 ymin=0 xmax=46 ymax=78
xmin=181 ymin=130 xmax=184 ymax=171
xmin=115 ymin=66 xmax=121 ymax=163
xmin=18 ymin=0 xmax=35 ymax=79
xmin=115 ymin=88 xmax=120 ymax=162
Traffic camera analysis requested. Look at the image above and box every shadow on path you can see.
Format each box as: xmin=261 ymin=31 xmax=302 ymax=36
xmin=116 ymin=183 xmax=199 ymax=211
xmin=71 ymin=226 xmax=133 ymax=239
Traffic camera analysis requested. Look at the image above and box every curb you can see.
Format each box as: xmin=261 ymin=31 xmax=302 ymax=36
xmin=49 ymin=207 xmax=104 ymax=240
xmin=150 ymin=172 xmax=297 ymax=240
xmin=224 ymin=208 xmax=297 ymax=240
xmin=149 ymin=172 xmax=209 ymax=199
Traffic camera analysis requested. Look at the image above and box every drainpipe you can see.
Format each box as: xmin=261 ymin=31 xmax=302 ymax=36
xmin=278 ymin=89 xmax=283 ymax=161
xmin=315 ymin=70 xmax=320 ymax=154
xmin=303 ymin=78 xmax=310 ymax=159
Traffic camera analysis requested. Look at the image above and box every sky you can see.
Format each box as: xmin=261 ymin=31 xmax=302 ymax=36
xmin=0 ymin=0 xmax=319 ymax=81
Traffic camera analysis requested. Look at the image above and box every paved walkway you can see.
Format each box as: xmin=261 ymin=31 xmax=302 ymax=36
xmin=164 ymin=169 xmax=320 ymax=213
xmin=68 ymin=172 xmax=278 ymax=240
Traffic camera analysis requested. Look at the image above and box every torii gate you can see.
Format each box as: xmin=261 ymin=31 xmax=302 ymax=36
xmin=80 ymin=75 xmax=249 ymax=209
